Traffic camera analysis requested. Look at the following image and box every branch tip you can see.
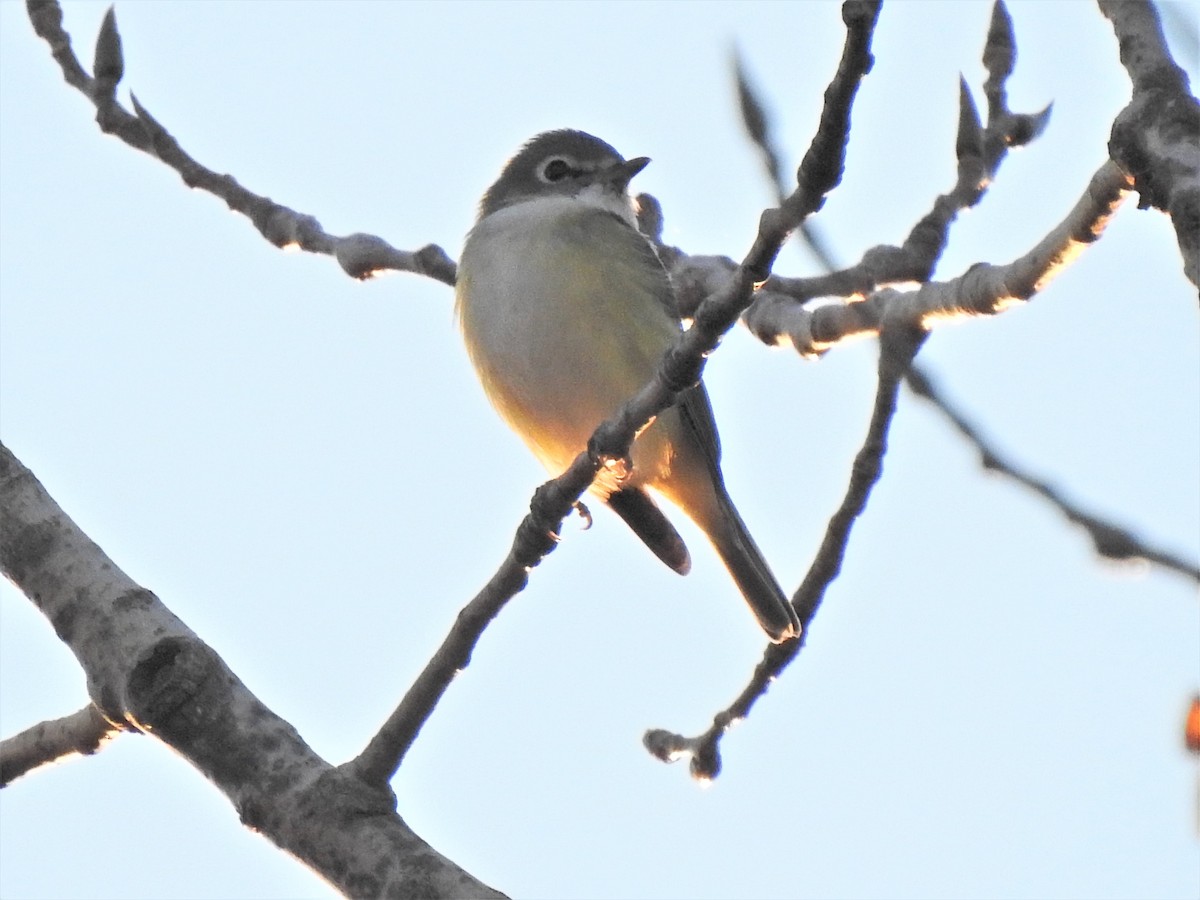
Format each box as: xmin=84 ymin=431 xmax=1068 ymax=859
xmin=984 ymin=0 xmax=1016 ymax=83
xmin=956 ymin=78 xmax=984 ymax=161
xmin=93 ymin=5 xmax=123 ymax=86
xmin=1009 ymin=102 xmax=1054 ymax=148
xmin=733 ymin=47 xmax=769 ymax=147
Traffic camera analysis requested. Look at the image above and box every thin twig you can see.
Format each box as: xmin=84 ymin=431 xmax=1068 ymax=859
xmin=733 ymin=1 xmax=1194 ymax=578
xmin=741 ymin=1 xmax=1052 ymax=345
xmin=25 ymin=1 xmax=456 ymax=283
xmin=905 ymin=366 xmax=1200 ymax=583
xmin=645 ymin=322 xmax=927 ymax=780
xmin=733 ymin=46 xmax=842 ymax=272
xmin=351 ymin=0 xmax=884 ymax=788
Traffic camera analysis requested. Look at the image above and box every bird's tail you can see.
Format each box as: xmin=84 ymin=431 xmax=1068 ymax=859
xmin=705 ymin=487 xmax=800 ymax=644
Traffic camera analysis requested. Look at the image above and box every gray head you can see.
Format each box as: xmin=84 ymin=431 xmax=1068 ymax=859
xmin=477 ymin=129 xmax=650 ymax=220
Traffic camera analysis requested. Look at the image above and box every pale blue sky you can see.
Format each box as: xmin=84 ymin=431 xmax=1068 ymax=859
xmin=1 ymin=2 xmax=1197 ymax=898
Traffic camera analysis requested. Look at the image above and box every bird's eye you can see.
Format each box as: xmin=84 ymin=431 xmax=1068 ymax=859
xmin=540 ymin=157 xmax=575 ymax=183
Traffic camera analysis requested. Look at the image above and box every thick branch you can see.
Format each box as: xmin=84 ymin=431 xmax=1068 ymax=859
xmin=0 ymin=442 xmax=503 ymax=898
xmin=1098 ymin=0 xmax=1200 ymax=291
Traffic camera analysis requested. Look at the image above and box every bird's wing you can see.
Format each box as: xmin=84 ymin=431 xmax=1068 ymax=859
xmin=619 ymin=220 xmax=727 ymax=486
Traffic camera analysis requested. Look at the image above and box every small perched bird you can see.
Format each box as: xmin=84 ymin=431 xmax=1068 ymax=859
xmin=455 ymin=129 xmax=800 ymax=643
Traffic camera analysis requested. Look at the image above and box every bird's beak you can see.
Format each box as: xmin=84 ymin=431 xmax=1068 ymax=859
xmin=604 ymin=156 xmax=651 ymax=190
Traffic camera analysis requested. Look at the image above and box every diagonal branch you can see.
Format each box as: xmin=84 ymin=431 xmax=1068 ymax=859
xmin=904 ymin=366 xmax=1200 ymax=584
xmin=349 ymin=0 xmax=884 ymax=788
xmin=0 ymin=442 xmax=503 ymax=897
xmin=732 ymin=39 xmax=853 ymax=273
xmin=645 ymin=321 xmax=927 ymax=780
xmin=25 ymin=0 xmax=456 ymax=284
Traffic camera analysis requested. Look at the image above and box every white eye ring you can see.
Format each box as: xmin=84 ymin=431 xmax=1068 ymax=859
xmin=539 ymin=156 xmax=577 ymax=183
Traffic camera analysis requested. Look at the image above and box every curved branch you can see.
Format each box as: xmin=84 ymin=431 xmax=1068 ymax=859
xmin=646 ymin=321 xmax=927 ymax=779
xmin=25 ymin=1 xmax=456 ymax=284
xmin=749 ymin=161 xmax=1131 ymax=355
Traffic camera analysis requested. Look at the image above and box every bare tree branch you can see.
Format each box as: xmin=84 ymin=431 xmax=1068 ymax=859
xmin=0 ymin=442 xmax=504 ymax=898
xmin=1098 ymin=0 xmax=1200 ymax=291
xmin=905 ymin=365 xmax=1200 ymax=583
xmin=25 ymin=0 xmax=456 ymax=284
xmin=0 ymin=704 xmax=118 ymax=787
xmin=748 ymin=160 xmax=1131 ymax=353
xmin=737 ymin=1 xmax=1052 ymax=346
xmin=731 ymin=0 xmax=1197 ymax=585
xmin=351 ymin=0 xmax=884 ymax=787
xmin=733 ymin=45 xmax=842 ymax=272
xmin=647 ymin=0 xmax=1196 ymax=779
xmin=689 ymin=7 xmax=1054 ymax=354
xmin=646 ymin=321 xmax=927 ymax=779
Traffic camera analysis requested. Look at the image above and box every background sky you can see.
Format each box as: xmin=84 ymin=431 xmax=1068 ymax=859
xmin=1 ymin=2 xmax=1197 ymax=898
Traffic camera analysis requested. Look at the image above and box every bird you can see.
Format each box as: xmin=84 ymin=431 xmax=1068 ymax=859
xmin=454 ymin=129 xmax=800 ymax=643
